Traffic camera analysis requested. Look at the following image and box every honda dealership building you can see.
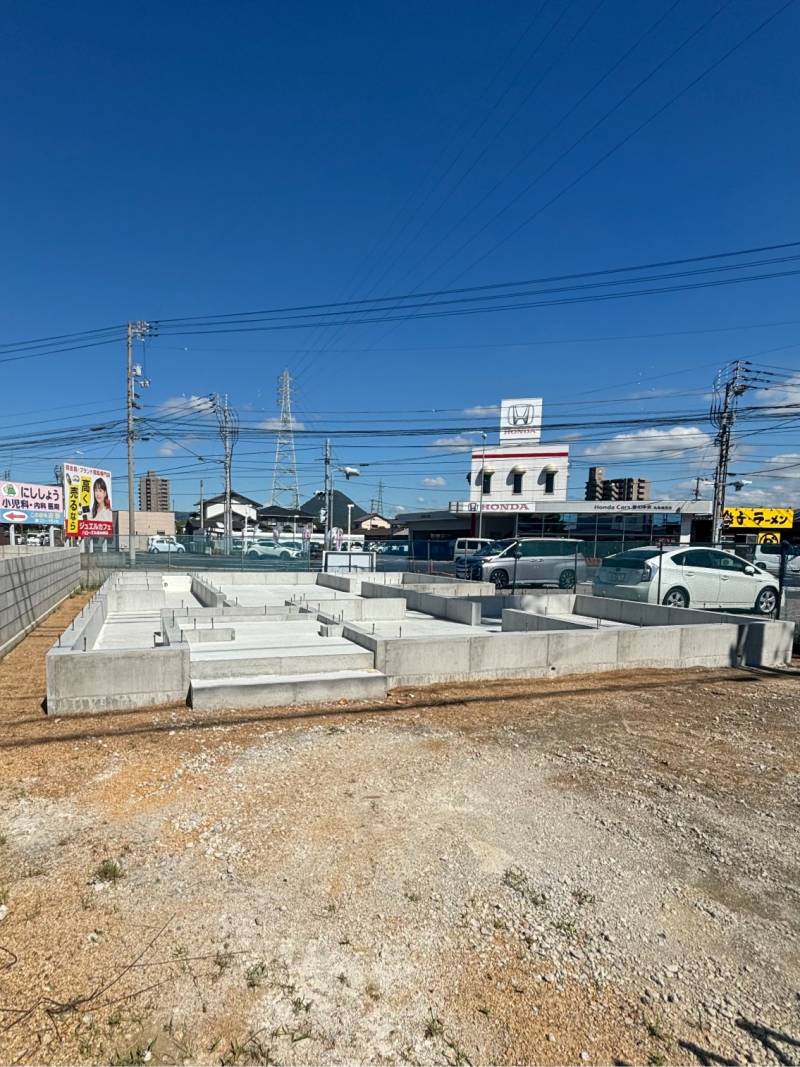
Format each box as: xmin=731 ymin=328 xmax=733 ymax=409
xmin=401 ymin=398 xmax=712 ymax=557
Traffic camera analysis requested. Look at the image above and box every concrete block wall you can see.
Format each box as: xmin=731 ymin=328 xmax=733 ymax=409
xmin=0 ymin=548 xmax=81 ymax=658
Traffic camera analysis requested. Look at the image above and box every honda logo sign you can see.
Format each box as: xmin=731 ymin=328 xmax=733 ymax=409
xmin=499 ymin=397 xmax=542 ymax=443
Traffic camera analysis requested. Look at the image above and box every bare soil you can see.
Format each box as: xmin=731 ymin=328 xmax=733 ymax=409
xmin=0 ymin=594 xmax=798 ymax=1066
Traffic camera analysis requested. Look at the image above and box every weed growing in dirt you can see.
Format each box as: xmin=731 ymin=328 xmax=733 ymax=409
xmin=572 ymin=886 xmax=597 ymax=906
xmin=424 ymin=1013 xmax=445 ymax=1039
xmin=291 ymin=995 xmax=312 ymax=1014
xmin=214 ymin=948 xmax=234 ymax=974
xmin=246 ymin=961 xmax=269 ymax=988
xmin=404 ymin=889 xmax=421 ymax=902
xmin=553 ymin=917 xmax=578 ymax=938
xmin=0 ymin=834 xmax=7 ymax=846
xmin=502 ymin=865 xmax=547 ymax=907
xmin=336 ymin=972 xmax=350 ymax=986
xmin=365 ymin=980 xmax=381 ymax=1001
xmin=0 ymin=888 xmax=8 ymax=905
xmin=110 ymin=1041 xmax=153 ymax=1065
xmin=94 ymin=859 xmax=123 ymax=884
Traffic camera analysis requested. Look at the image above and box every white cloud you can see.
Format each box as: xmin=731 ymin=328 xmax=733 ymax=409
xmin=724 ymin=483 xmax=792 ymax=506
xmin=417 ymin=496 xmax=426 ymax=503
xmin=158 ymin=442 xmax=179 ymax=457
xmin=583 ymin=426 xmax=712 ymax=460
xmin=431 ymin=433 xmax=480 ymax=453
xmin=766 ymin=452 xmax=800 ymax=478
xmin=393 ymin=504 xmax=407 ymax=513
xmin=160 ymin=394 xmax=215 ymax=415
xmin=259 ymin=417 xmax=305 ymax=431
xmin=421 ymin=476 xmax=446 ymax=487
xmin=561 ymin=431 xmax=584 ymax=441
xmin=757 ymin=373 xmax=800 ymax=407
xmin=464 ymin=404 xmax=499 ymax=417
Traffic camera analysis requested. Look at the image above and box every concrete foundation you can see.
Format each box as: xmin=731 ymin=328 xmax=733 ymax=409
xmin=45 ymin=569 xmax=795 ymax=715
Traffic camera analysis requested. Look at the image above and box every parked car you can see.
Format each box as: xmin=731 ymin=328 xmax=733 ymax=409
xmin=592 ymin=546 xmax=779 ymax=614
xmin=148 ymin=536 xmax=185 ymax=554
xmin=457 ymin=538 xmax=587 ymax=589
xmin=245 ymin=539 xmax=301 ymax=560
xmin=752 ymin=541 xmax=800 ymax=578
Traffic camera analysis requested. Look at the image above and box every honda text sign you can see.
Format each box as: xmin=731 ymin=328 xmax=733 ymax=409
xmin=63 ymin=463 xmax=114 ymax=539
xmin=499 ymin=397 xmax=542 ymax=444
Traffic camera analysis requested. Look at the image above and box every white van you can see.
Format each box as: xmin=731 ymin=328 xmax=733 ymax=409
xmin=454 ymin=538 xmax=493 ymax=559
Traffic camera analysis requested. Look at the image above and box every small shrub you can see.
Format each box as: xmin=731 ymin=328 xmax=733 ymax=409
xmin=94 ymin=859 xmax=123 ymax=884
xmin=245 ymin=961 xmax=269 ymax=988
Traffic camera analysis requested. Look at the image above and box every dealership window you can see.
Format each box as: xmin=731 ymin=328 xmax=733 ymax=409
xmin=512 ymin=472 xmax=524 ymax=495
xmin=481 ymin=471 xmax=493 ymax=495
xmin=544 ymin=471 xmax=556 ymax=495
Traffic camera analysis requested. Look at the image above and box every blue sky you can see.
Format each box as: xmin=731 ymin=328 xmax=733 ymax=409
xmin=1 ymin=0 xmax=799 ymax=515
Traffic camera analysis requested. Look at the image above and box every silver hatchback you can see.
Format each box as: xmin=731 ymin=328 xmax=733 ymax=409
xmin=479 ymin=538 xmax=588 ymax=590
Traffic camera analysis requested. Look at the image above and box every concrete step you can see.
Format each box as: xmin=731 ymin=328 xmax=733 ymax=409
xmin=190 ymin=642 xmax=374 ymax=679
xmin=189 ymin=668 xmax=387 ymax=710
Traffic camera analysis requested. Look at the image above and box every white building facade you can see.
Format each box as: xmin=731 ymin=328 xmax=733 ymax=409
xmin=464 ymin=397 xmax=570 ymax=510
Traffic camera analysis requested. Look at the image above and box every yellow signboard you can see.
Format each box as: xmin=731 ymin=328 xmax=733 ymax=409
xmin=757 ymin=531 xmax=781 ymax=544
xmin=722 ymin=507 xmax=793 ymax=530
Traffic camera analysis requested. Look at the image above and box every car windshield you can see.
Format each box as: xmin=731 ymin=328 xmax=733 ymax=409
xmin=476 ymin=539 xmax=514 ymax=557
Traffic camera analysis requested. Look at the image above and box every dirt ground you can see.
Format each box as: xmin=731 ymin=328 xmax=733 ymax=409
xmin=1 ymin=593 xmax=799 ymax=1066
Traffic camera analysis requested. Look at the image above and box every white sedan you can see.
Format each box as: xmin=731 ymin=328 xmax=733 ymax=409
xmin=593 ymin=546 xmax=780 ymax=615
xmin=245 ymin=540 xmax=302 ymax=561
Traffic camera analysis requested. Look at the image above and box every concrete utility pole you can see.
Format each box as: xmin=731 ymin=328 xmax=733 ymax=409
xmin=126 ymin=321 xmax=153 ymax=566
xmin=213 ymin=394 xmax=238 ymax=555
xmin=477 ymin=431 xmax=487 ymax=539
xmin=199 ymin=479 xmax=204 ymax=532
xmin=710 ymin=360 xmax=750 ymax=544
xmin=323 ymin=438 xmax=332 ymax=550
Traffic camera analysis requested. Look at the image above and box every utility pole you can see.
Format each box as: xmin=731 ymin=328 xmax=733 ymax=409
xmin=213 ymin=394 xmax=238 ymax=555
xmin=477 ymin=432 xmax=487 ymax=539
xmin=126 ymin=321 xmax=153 ymax=566
xmin=271 ymin=369 xmax=300 ymax=509
xmin=372 ymin=479 xmax=385 ymax=516
xmin=323 ymin=438 xmax=332 ymax=550
xmin=199 ymin=479 xmax=205 ymax=531
xmin=710 ymin=360 xmax=750 ymax=544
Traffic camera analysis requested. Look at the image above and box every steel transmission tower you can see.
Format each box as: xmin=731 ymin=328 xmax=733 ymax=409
xmin=371 ymin=479 xmax=385 ymax=515
xmin=270 ymin=369 xmax=300 ymax=510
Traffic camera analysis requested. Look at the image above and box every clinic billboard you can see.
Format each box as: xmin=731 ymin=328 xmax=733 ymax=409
xmin=63 ymin=463 xmax=114 ymax=539
xmin=0 ymin=481 xmax=64 ymax=526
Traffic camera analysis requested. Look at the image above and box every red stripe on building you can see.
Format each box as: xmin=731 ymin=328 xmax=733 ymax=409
xmin=470 ymin=451 xmax=569 ymax=459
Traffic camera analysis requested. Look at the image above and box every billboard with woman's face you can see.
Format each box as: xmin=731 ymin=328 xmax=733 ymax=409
xmin=63 ymin=463 xmax=113 ymax=539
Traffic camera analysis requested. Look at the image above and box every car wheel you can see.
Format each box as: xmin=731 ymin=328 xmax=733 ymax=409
xmin=754 ymin=587 xmax=778 ymax=616
xmin=279 ymin=551 xmax=290 ymax=560
xmin=491 ymin=569 xmax=509 ymax=590
xmin=662 ymin=587 xmax=689 ymax=609
xmin=559 ymin=568 xmax=576 ymax=590
xmin=246 ymin=550 xmax=259 ymax=559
